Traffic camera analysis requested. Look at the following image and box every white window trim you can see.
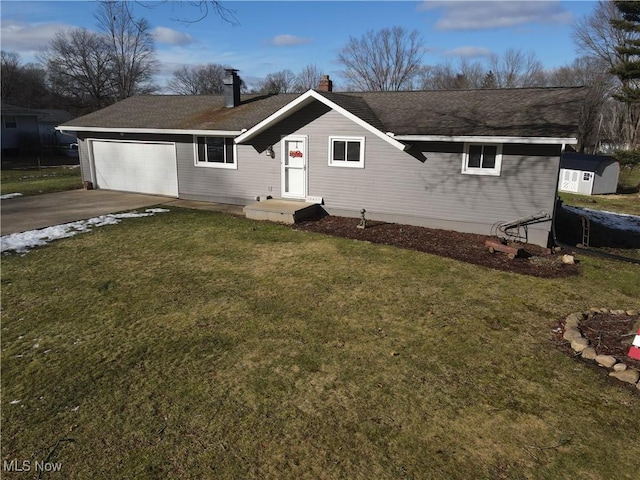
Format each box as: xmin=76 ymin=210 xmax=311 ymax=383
xmin=461 ymin=143 xmax=503 ymax=176
xmin=3 ymin=116 xmax=17 ymax=128
xmin=193 ymin=135 xmax=238 ymax=169
xmin=328 ymin=136 xmax=365 ymax=168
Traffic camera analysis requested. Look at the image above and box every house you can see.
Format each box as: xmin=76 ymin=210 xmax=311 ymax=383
xmin=37 ymin=109 xmax=77 ymax=147
xmin=559 ymin=152 xmax=620 ymax=195
xmin=1 ymin=104 xmax=77 ymax=156
xmin=1 ymin=104 xmax=41 ymax=156
xmin=57 ymin=70 xmax=587 ymax=248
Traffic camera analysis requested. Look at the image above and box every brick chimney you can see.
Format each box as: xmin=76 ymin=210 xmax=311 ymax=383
xmin=318 ymin=75 xmax=333 ymax=92
xmin=223 ymin=69 xmax=241 ymax=108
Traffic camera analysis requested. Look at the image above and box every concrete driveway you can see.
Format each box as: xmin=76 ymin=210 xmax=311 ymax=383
xmin=1 ymin=190 xmax=173 ymax=235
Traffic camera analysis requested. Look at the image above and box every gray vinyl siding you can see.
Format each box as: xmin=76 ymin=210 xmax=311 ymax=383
xmin=77 ymin=137 xmax=92 ymax=183
xmin=176 ymin=141 xmax=280 ymax=204
xmin=249 ymin=104 xmax=561 ymax=246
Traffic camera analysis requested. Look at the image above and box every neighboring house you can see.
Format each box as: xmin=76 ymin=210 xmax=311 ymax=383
xmin=559 ymin=152 xmax=620 ymax=195
xmin=1 ymin=104 xmax=41 ymax=155
xmin=57 ymin=70 xmax=587 ymax=247
xmin=37 ymin=109 xmax=77 ymax=147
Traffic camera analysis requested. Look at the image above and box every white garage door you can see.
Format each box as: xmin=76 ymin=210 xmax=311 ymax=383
xmin=91 ymin=140 xmax=178 ymax=197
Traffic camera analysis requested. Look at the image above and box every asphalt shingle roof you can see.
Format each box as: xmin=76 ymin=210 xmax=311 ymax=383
xmin=59 ymin=87 xmax=587 ymax=139
xmin=561 ymin=152 xmax=616 ymax=173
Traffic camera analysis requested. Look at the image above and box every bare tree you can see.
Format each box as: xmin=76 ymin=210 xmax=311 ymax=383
xmin=337 ymin=26 xmax=424 ymax=91
xmin=167 ymin=63 xmax=228 ymax=94
xmin=573 ymin=0 xmax=638 ymax=149
xmin=1 ymin=50 xmax=22 ymax=102
xmin=40 ymin=29 xmax=115 ymax=109
xmin=547 ymin=56 xmax=614 ymax=152
xmin=574 ymin=0 xmax=625 ymax=71
xmin=257 ymin=69 xmax=297 ymax=94
xmin=489 ymin=48 xmax=546 ymax=88
xmin=96 ymin=1 xmax=158 ymax=99
xmin=416 ymin=60 xmax=486 ymax=90
xmin=294 ymin=64 xmax=324 ymax=92
xmin=120 ymin=0 xmax=238 ymax=25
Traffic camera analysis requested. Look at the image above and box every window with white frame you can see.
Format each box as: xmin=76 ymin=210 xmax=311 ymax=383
xmin=195 ymin=136 xmax=236 ymax=168
xmin=461 ymin=143 xmax=502 ymax=176
xmin=3 ymin=116 xmax=17 ymax=128
xmin=328 ymin=136 xmax=365 ymax=168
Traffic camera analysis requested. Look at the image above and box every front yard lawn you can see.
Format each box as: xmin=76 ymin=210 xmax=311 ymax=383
xmin=2 ymin=208 xmax=639 ymax=479
xmin=1 ymin=166 xmax=82 ymax=197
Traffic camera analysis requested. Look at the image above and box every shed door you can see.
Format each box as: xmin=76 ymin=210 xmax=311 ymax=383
xmin=91 ymin=140 xmax=178 ymax=197
xmin=559 ymin=169 xmax=579 ymax=193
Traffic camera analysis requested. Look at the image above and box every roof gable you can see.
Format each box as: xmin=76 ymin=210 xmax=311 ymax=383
xmin=234 ymin=90 xmax=407 ymax=151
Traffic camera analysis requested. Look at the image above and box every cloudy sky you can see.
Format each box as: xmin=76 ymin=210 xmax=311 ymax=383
xmin=1 ymin=1 xmax=596 ymax=89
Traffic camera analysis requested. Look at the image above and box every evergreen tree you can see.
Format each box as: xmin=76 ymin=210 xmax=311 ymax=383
xmin=481 ymin=70 xmax=497 ymax=89
xmin=609 ymin=1 xmax=640 ymax=148
xmin=610 ymin=1 xmax=640 ymax=103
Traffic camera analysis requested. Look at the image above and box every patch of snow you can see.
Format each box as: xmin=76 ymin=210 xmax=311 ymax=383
xmin=564 ymin=206 xmax=640 ymax=233
xmin=10 ymin=400 xmax=21 ymax=405
xmin=0 ymin=208 xmax=170 ymax=254
xmin=1 ymin=193 xmax=23 ymax=200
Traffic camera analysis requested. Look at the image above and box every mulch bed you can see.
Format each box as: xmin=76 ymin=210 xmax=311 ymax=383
xmin=294 ymin=215 xmax=580 ymax=278
xmin=553 ymin=313 xmax=640 ymax=372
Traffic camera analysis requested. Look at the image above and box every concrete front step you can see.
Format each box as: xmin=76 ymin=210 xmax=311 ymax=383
xmin=243 ymin=199 xmax=320 ymax=224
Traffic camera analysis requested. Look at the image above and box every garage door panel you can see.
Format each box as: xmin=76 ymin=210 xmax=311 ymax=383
xmin=92 ymin=141 xmax=178 ymax=197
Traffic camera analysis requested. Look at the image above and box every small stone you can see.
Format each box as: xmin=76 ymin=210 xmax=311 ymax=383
xmin=626 ymin=309 xmax=639 ymax=316
xmin=613 ymin=363 xmax=628 ymax=372
xmin=595 ymin=355 xmax=617 ymax=368
xmin=571 ymin=337 xmax=590 ymax=353
xmin=561 ymin=254 xmax=575 ymax=265
xmin=611 ymin=309 xmax=626 ymax=315
xmin=563 ymin=327 xmax=583 ymax=341
xmin=581 ymin=347 xmax=597 ymax=360
xmin=636 ymin=382 xmax=640 ymax=391
xmin=609 ymin=369 xmax=640 ymax=385
xmin=599 ymin=308 xmax=610 ymax=314
xmin=390 ymin=351 xmax=399 ymax=357
xmin=589 ymin=307 xmax=600 ymax=313
xmin=565 ymin=313 xmax=582 ymax=328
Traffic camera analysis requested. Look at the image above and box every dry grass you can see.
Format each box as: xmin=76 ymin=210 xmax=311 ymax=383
xmin=2 ymin=208 xmax=639 ymax=479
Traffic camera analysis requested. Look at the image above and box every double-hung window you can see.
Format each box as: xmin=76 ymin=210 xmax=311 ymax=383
xmin=462 ymin=143 xmax=502 ymax=176
xmin=328 ymin=136 xmax=365 ymax=168
xmin=195 ymin=136 xmax=236 ymax=168
xmin=3 ymin=116 xmax=17 ymax=128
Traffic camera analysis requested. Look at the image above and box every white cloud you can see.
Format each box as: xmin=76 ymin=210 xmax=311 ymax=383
xmin=444 ymin=46 xmax=493 ymax=58
xmin=420 ymin=1 xmax=572 ymax=31
xmin=269 ymin=34 xmax=312 ymax=47
xmin=0 ymin=19 xmax=76 ymax=57
xmin=152 ymin=26 xmax=194 ymax=46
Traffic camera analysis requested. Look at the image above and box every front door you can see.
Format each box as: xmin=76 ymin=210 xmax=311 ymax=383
xmin=282 ymin=136 xmax=307 ymax=199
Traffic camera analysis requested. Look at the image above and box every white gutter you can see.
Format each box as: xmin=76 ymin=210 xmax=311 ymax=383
xmin=55 ymin=126 xmax=242 ymax=136
xmin=393 ymin=135 xmax=578 ymax=145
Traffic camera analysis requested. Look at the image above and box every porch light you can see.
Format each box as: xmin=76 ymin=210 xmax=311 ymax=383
xmin=266 ymin=145 xmax=275 ymax=158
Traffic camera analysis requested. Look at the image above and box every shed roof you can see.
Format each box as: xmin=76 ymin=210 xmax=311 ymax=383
xmin=561 ymin=152 xmax=617 ymax=173
xmin=58 ymin=87 xmax=587 ymax=140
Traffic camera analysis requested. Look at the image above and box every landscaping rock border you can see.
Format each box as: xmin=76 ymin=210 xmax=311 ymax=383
xmin=562 ymin=308 xmax=640 ymax=390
